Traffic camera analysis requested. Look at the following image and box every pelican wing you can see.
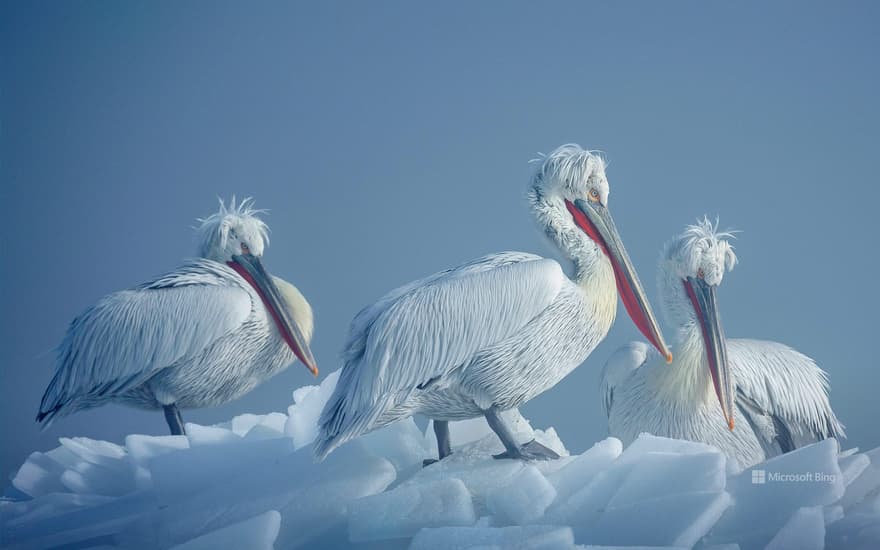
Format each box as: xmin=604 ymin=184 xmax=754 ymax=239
xmin=316 ymin=252 xmax=565 ymax=458
xmin=599 ymin=341 xmax=654 ymax=418
xmin=39 ymin=260 xmax=252 ymax=423
xmin=729 ymin=339 xmax=844 ymax=451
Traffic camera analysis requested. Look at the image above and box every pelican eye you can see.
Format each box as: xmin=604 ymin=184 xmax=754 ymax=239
xmin=697 ymin=268 xmax=705 ymax=279
xmin=241 ymin=243 xmax=250 ymax=254
xmin=588 ymin=188 xmax=600 ymax=202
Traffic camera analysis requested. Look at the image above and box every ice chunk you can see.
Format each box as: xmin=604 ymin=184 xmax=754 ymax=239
xmin=285 ymin=369 xmax=340 ymax=449
xmin=59 ymin=463 xmax=133 ymax=497
xmin=356 ymin=417 xmax=433 ymax=473
xmin=242 ymin=412 xmax=289 ymax=440
xmin=487 ymin=465 xmax=557 ymax=525
xmin=764 ymin=506 xmax=824 ymax=550
xmin=409 ymin=525 xmax=574 ymax=550
xmin=125 ymin=433 xmax=189 ymax=490
xmin=707 ymin=438 xmax=844 ymax=548
xmin=1 ymin=490 xmax=157 ymax=549
xmin=0 ymin=493 xmax=112 ymax=526
xmin=348 ymin=478 xmax=475 ymax=542
xmin=548 ymin=456 xmax=638 ymax=527
xmin=619 ymin=433 xmax=721 ymax=461
xmin=553 ymin=434 xmax=725 ymax=527
xmin=125 ymin=434 xmax=189 ymax=467
xmin=404 ymin=453 xmax=525 ymax=513
xmin=824 ymin=504 xmax=844 ymax=525
xmin=59 ymin=437 xmax=127 ymax=465
xmin=151 ymin=443 xmax=395 ymax=549
xmin=586 ymin=491 xmax=731 ymax=547
xmin=11 ymin=451 xmax=71 ymax=498
xmin=544 ymin=438 xmax=621 ymax=516
xmin=149 ymin=437 xmax=295 ymax=505
xmin=229 ymin=413 xmax=264 ymax=436
xmin=185 ymin=423 xmax=242 ymax=447
xmin=169 ymin=510 xmax=281 ymax=550
xmin=608 ymin=451 xmax=726 ymax=508
xmin=840 ymin=446 xmax=880 ymax=509
xmin=840 ymin=453 xmax=871 ymax=487
xmin=548 ymin=436 xmax=713 ymax=528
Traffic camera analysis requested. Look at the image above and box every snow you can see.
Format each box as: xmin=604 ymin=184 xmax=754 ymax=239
xmin=3 ymin=371 xmax=879 ymax=549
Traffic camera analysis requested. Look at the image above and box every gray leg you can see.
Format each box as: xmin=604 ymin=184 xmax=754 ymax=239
xmin=423 ymin=420 xmax=452 ymax=467
xmin=484 ymin=406 xmax=559 ymax=461
xmin=163 ymin=404 xmax=186 ymax=435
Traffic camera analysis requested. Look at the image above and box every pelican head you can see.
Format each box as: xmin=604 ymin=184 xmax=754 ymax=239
xmin=660 ymin=217 xmax=737 ymax=429
xmin=196 ymin=197 xmax=318 ymax=376
xmin=529 ymin=144 xmax=671 ymax=361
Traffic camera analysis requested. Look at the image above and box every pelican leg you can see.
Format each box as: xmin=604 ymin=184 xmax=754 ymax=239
xmin=484 ymin=406 xmax=559 ymax=461
xmin=423 ymin=420 xmax=452 ymax=467
xmin=163 ymin=404 xmax=186 ymax=435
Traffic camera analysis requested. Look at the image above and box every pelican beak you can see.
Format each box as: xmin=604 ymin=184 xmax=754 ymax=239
xmin=684 ymin=276 xmax=734 ymax=430
xmin=229 ymin=253 xmax=319 ymax=377
xmin=566 ymin=199 xmax=672 ymax=362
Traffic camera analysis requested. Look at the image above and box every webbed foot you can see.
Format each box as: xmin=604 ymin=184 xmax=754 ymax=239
xmin=492 ymin=439 xmax=560 ymax=461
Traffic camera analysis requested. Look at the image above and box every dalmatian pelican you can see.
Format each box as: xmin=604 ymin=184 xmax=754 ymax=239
xmin=600 ymin=218 xmax=843 ymax=467
xmin=37 ymin=198 xmax=317 ymax=435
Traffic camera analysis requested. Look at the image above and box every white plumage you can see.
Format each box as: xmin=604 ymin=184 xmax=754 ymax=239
xmin=315 ymin=144 xmax=670 ymax=461
xmin=38 ymin=198 xmax=316 ymax=434
xmin=601 ymin=218 xmax=843 ymax=468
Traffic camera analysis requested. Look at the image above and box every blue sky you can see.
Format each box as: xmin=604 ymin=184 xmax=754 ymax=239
xmin=2 ymin=1 xmax=878 ymax=477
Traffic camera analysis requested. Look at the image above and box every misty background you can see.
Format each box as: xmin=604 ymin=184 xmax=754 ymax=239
xmin=1 ymin=2 xmax=877 ymax=479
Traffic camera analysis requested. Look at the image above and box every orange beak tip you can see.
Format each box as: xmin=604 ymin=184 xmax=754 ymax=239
xmin=665 ymin=351 xmax=673 ymax=364
xmin=728 ymin=418 xmax=735 ymax=431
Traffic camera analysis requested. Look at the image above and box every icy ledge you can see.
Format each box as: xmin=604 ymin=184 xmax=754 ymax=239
xmin=3 ymin=371 xmax=879 ymax=550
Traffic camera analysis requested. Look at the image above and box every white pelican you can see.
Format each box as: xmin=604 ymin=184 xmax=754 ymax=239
xmin=315 ymin=144 xmax=671 ymax=463
xmin=600 ymin=218 xmax=843 ymax=467
xmin=37 ymin=198 xmax=317 ymax=435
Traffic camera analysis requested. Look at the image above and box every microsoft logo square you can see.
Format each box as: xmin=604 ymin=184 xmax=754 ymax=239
xmin=752 ymin=469 xmax=766 ymax=484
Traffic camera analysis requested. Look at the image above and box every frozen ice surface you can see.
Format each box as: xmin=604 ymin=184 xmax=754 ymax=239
xmin=764 ymin=506 xmax=824 ymax=550
xmin=4 ymin=381 xmax=879 ymax=550
xmin=409 ymin=525 xmax=575 ymax=550
xmin=348 ymin=478 xmax=475 ymax=542
xmin=487 ymin=465 xmax=557 ymax=525
xmin=168 ymin=510 xmax=281 ymax=550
